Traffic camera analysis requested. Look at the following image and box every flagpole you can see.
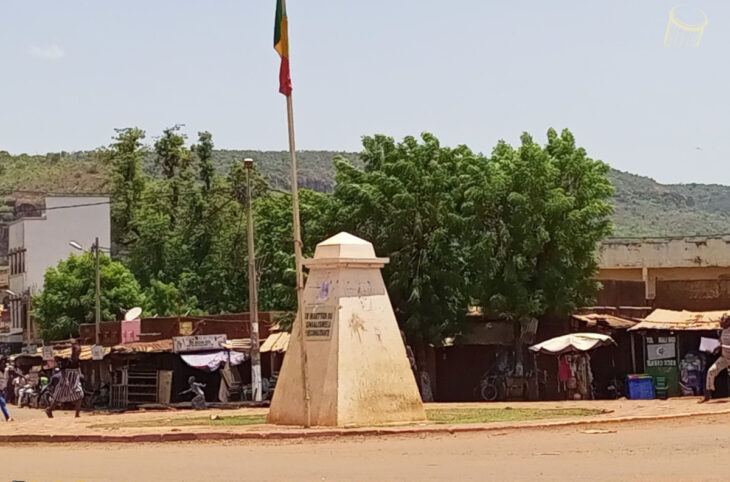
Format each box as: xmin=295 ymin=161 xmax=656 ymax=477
xmin=285 ymin=89 xmax=312 ymax=428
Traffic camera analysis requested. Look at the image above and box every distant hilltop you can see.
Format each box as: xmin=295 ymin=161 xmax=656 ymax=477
xmin=2 ymin=149 xmax=730 ymax=238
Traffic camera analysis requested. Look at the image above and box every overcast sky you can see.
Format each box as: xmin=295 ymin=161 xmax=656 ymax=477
xmin=1 ymin=1 xmax=727 ymax=184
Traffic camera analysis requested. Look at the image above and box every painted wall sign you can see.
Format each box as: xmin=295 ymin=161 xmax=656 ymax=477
xmin=304 ymin=305 xmax=334 ymax=340
xmin=179 ymin=321 xmax=193 ymax=336
xmin=173 ymin=334 xmax=227 ymax=353
xmin=646 ymin=336 xmax=677 ymax=367
xmin=42 ymin=346 xmax=54 ymax=361
xmin=91 ymin=344 xmax=105 ymax=361
xmin=121 ymin=319 xmax=141 ymax=344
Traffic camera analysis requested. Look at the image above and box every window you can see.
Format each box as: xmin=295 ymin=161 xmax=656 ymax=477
xmin=9 ymin=248 xmax=26 ymax=275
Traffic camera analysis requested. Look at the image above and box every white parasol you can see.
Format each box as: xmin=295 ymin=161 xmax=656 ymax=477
xmin=529 ymin=333 xmax=616 ymax=355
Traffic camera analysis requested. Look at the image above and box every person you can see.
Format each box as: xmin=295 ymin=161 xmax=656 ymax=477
xmin=4 ymin=363 xmax=16 ymax=404
xmin=700 ymin=314 xmax=730 ymax=403
xmin=180 ymin=376 xmax=207 ymax=410
xmin=46 ymin=345 xmax=84 ymax=418
xmin=0 ymin=357 xmax=12 ymax=421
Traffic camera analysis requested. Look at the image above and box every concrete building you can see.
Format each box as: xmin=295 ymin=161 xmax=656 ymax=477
xmin=595 ymin=236 xmax=730 ymax=310
xmin=2 ymin=195 xmax=110 ymax=350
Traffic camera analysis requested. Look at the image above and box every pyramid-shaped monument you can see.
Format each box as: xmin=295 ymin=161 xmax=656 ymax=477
xmin=267 ymin=232 xmax=426 ymax=426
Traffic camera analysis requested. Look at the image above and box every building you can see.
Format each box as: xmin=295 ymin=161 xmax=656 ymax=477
xmin=2 ymin=195 xmax=110 ymax=351
xmin=595 ymin=236 xmax=730 ymax=311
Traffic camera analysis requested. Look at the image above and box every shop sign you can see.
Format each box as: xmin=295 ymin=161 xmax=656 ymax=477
xmin=646 ymin=335 xmax=677 ymax=367
xmin=91 ymin=345 xmax=105 ymax=361
xmin=121 ymin=319 xmax=141 ymax=344
xmin=42 ymin=346 xmax=54 ymax=361
xmin=173 ymin=334 xmax=226 ymax=353
xmin=304 ymin=305 xmax=334 ymax=341
xmin=179 ymin=321 xmax=193 ymax=336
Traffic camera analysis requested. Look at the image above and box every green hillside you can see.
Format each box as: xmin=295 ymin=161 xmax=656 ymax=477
xmin=2 ymin=149 xmax=730 ymax=237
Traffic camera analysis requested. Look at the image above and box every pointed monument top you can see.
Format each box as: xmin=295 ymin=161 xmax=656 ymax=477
xmin=318 ymin=232 xmax=371 ymax=247
xmin=312 ymin=231 xmax=378 ymax=261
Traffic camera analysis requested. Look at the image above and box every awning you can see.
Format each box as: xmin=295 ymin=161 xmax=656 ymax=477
xmin=260 ymin=332 xmax=290 ymax=353
xmin=111 ymin=339 xmax=174 ymax=354
xmin=180 ymin=350 xmax=246 ymax=371
xmin=529 ymin=333 xmax=616 ymax=355
xmin=221 ymin=338 xmax=252 ymax=352
xmin=629 ymin=309 xmax=728 ymax=332
xmin=15 ymin=345 xmax=112 ymax=361
xmin=571 ymin=313 xmax=637 ymax=330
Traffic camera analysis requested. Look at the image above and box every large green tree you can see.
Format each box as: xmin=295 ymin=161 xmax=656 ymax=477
xmin=465 ymin=128 xmax=613 ymax=327
xmin=33 ymin=254 xmax=145 ymax=341
xmin=332 ymin=133 xmax=474 ymax=346
xmin=107 ymin=127 xmax=147 ymax=250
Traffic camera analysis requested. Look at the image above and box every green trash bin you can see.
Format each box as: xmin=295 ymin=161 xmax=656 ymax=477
xmin=654 ymin=376 xmax=669 ymax=400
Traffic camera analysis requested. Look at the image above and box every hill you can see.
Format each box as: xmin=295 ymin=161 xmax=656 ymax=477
xmin=2 ymin=150 xmax=730 ymax=238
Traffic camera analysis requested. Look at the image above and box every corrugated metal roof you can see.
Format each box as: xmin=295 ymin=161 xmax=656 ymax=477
xmin=18 ymin=345 xmax=111 ymax=360
xmin=260 ymin=332 xmax=290 ymax=353
xmin=111 ymin=339 xmax=174 ymax=353
xmin=629 ymin=309 xmax=729 ymax=332
xmin=221 ymin=338 xmax=253 ymax=351
xmin=572 ymin=313 xmax=638 ymax=330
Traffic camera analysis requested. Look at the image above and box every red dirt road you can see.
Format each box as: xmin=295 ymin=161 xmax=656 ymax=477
xmin=5 ymin=414 xmax=730 ymax=481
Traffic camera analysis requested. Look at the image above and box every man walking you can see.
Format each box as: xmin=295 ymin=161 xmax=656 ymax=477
xmin=0 ymin=357 xmax=13 ymax=421
xmin=701 ymin=314 xmax=730 ymax=403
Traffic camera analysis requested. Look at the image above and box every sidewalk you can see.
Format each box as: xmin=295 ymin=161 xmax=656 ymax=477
xmin=1 ymin=398 xmax=728 ymax=443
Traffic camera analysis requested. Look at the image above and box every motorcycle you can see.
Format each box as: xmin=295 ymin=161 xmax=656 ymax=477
xmin=18 ymin=383 xmax=39 ymax=408
xmin=37 ymin=385 xmax=53 ymax=409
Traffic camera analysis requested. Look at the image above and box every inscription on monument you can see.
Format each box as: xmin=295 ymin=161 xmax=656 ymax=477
xmin=305 ymin=306 xmax=334 ymax=340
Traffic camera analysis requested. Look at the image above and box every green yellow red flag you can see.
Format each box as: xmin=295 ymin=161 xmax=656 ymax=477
xmin=274 ymin=0 xmax=292 ymax=96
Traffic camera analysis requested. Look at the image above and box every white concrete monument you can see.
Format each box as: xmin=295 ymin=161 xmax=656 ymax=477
xmin=267 ymin=232 xmax=426 ymax=426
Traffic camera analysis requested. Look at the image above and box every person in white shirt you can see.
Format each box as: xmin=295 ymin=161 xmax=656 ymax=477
xmin=0 ymin=357 xmax=12 ymax=421
xmin=701 ymin=314 xmax=730 ymax=403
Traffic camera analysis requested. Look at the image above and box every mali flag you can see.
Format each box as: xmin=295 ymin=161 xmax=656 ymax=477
xmin=274 ymin=0 xmax=292 ymax=96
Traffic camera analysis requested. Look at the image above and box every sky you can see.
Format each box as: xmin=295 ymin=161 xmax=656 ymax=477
xmin=1 ymin=0 xmax=728 ymax=185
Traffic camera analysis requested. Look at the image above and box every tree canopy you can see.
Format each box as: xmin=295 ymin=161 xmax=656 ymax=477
xmin=33 ymin=253 xmax=144 ymax=341
xmin=32 ymin=126 xmax=612 ymax=345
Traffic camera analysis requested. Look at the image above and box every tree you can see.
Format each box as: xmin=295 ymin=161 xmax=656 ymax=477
xmin=331 ymin=133 xmax=474 ymax=346
xmin=143 ymin=279 xmax=201 ymax=317
xmin=192 ymin=131 xmax=215 ymax=193
xmin=33 ymin=254 xmax=145 ymax=341
xmin=108 ymin=127 xmax=146 ymax=249
xmin=465 ymin=128 xmax=613 ymax=330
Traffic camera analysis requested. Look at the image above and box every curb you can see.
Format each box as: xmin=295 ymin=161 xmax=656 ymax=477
xmin=3 ymin=408 xmax=730 ymax=444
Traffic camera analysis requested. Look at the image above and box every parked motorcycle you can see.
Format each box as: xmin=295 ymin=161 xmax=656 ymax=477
xmin=37 ymin=385 xmax=53 ymax=409
xmin=18 ymin=383 xmax=38 ymax=408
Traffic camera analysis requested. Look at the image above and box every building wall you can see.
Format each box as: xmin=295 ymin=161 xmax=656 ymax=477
xmin=596 ymin=237 xmax=730 ymax=310
xmin=599 ymin=237 xmax=730 ymax=269
xmin=23 ymin=196 xmax=110 ymax=293
xmin=5 ymin=196 xmax=110 ymax=342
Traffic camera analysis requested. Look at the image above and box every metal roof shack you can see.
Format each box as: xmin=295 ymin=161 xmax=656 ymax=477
xmin=629 ymin=309 xmax=729 ymax=332
xmin=79 ymin=311 xmax=281 ymax=347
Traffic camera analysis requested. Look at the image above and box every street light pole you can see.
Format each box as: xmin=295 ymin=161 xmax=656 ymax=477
xmin=245 ymin=158 xmax=262 ymax=402
xmin=25 ymin=289 xmax=31 ymax=349
xmin=94 ymin=237 xmax=101 ymax=346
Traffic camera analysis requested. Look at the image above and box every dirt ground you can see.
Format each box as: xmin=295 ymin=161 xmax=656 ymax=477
xmin=3 ymin=397 xmax=729 ymax=438
xmin=5 ymin=413 xmax=730 ymax=481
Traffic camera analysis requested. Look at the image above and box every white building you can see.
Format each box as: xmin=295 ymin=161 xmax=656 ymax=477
xmin=2 ymin=195 xmax=110 ymax=348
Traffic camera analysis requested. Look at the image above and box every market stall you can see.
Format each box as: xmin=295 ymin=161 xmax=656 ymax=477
xmin=529 ymin=333 xmax=616 ymax=400
xmin=629 ymin=309 xmax=728 ymax=397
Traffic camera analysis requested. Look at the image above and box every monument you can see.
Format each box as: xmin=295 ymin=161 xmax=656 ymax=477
xmin=267 ymin=232 xmax=426 ymax=426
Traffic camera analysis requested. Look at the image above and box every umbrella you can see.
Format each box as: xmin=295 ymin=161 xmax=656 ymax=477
xmin=529 ymin=333 xmax=616 ymax=355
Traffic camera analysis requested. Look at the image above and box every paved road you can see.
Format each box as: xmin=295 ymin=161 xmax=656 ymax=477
xmin=5 ymin=414 xmax=730 ymax=481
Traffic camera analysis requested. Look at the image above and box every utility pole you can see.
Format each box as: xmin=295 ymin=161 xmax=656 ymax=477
xmin=24 ymin=289 xmax=31 ymax=350
xmin=94 ymin=236 xmax=101 ymax=346
xmin=245 ymin=158 xmax=263 ymax=402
